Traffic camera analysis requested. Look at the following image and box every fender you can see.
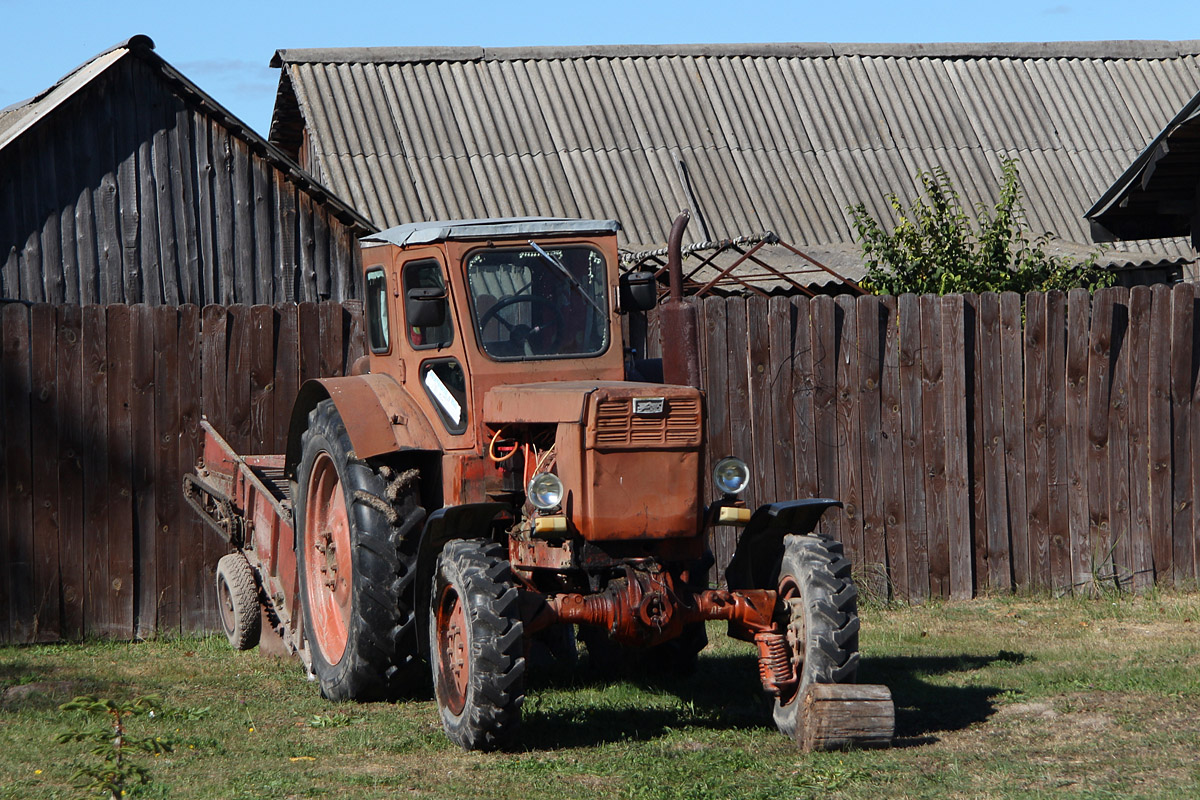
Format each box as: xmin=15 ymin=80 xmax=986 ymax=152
xmin=285 ymin=374 xmax=443 ymax=479
xmin=724 ymin=499 xmax=842 ymax=591
xmin=412 ymin=502 xmax=511 ymax=656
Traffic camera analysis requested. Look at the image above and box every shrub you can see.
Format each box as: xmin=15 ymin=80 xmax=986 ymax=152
xmin=849 ymin=159 xmax=1114 ymax=296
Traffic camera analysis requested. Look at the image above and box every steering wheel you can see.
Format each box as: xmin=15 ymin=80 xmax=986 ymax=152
xmin=478 ymin=294 xmax=564 ymax=355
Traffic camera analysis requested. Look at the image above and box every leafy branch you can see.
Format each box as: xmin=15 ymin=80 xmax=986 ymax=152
xmin=850 ymin=159 xmax=1115 ymax=296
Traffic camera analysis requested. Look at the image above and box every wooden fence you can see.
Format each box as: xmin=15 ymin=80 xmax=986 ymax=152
xmin=0 ymin=301 xmax=362 ymax=643
xmin=639 ymin=285 xmax=1199 ymax=599
xmin=1 ymin=285 xmax=1198 ymax=641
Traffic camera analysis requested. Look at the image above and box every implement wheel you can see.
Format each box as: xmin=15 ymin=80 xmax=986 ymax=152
xmin=215 ymin=553 xmax=261 ymax=650
xmin=430 ymin=539 xmax=525 ymax=751
xmin=772 ymin=533 xmax=861 ymax=739
xmin=295 ymin=399 xmax=425 ymax=700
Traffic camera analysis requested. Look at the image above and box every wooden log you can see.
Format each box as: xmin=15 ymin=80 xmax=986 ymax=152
xmin=798 ymin=683 xmax=895 ymax=752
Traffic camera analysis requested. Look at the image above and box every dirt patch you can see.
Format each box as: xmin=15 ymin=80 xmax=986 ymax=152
xmin=0 ymin=681 xmax=78 ymax=707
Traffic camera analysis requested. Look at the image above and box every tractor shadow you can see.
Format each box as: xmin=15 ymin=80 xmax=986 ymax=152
xmin=519 ymin=647 xmax=1021 ymax=750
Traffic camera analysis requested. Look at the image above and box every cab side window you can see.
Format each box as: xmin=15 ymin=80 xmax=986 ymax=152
xmin=403 ymin=259 xmax=453 ymax=349
xmin=365 ymin=267 xmax=390 ymax=354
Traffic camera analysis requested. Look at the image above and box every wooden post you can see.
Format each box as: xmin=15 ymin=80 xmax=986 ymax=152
xmin=796 ymin=683 xmax=895 ymax=751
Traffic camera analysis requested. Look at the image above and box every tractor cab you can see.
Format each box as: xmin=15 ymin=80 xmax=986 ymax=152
xmin=357 ymin=218 xmax=649 ymax=456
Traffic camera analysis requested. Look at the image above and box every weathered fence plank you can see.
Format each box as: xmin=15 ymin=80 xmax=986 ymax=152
xmin=920 ymin=294 xmax=949 ymax=598
xmin=1023 ymin=293 xmax=1051 ymax=589
xmin=105 ymin=305 xmax=135 ymax=638
xmin=1127 ymin=287 xmax=1153 ymax=589
xmin=1045 ymin=291 xmax=1071 ymax=592
xmin=1148 ymin=285 xmax=1174 ymax=582
xmin=1107 ymin=288 xmax=1132 ymax=589
xmin=56 ymin=305 xmax=86 ymax=639
xmin=810 ymin=296 xmax=840 ymax=543
xmin=3 ymin=304 xmax=33 ymax=641
xmin=942 ymin=295 xmax=972 ymax=600
xmin=1170 ymin=284 xmax=1195 ymax=583
xmin=898 ymin=294 xmax=928 ymax=601
xmin=1086 ymin=290 xmax=1115 ymax=588
xmin=1066 ymin=289 xmax=1090 ymax=590
xmin=879 ymin=295 xmax=907 ymax=602
xmin=1000 ymin=291 xmax=1029 ymax=591
xmin=31 ymin=305 xmax=61 ymax=640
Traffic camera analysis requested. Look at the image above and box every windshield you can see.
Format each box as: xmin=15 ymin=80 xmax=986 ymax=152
xmin=466 ymin=244 xmax=610 ymax=360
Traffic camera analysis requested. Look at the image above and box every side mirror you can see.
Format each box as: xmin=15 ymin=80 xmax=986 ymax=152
xmin=618 ymin=271 xmax=657 ymax=313
xmin=405 ymin=287 xmax=447 ymax=328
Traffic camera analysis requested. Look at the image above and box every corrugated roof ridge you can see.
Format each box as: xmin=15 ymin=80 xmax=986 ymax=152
xmin=272 ymin=41 xmax=1200 ymax=66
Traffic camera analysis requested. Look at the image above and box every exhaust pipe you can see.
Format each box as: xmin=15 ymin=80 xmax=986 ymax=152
xmin=660 ymin=211 xmax=702 ymax=388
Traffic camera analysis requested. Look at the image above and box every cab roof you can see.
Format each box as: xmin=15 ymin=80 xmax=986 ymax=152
xmin=362 ymin=217 xmax=620 ymax=248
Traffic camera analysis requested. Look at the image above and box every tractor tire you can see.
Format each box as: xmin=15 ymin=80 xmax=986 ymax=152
xmin=215 ymin=553 xmax=261 ymax=650
xmin=771 ymin=533 xmax=861 ymax=739
xmin=295 ymin=399 xmax=425 ymax=701
xmin=430 ymin=539 xmax=525 ymax=751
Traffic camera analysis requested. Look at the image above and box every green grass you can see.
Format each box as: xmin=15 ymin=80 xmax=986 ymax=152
xmin=2 ymin=592 xmax=1199 ymax=799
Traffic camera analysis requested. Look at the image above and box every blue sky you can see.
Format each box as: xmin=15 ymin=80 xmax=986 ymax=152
xmin=1 ymin=1 xmax=1195 ymax=139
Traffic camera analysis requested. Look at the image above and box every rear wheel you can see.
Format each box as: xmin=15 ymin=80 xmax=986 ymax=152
xmin=295 ymin=399 xmax=425 ymax=701
xmin=430 ymin=539 xmax=525 ymax=751
xmin=772 ymin=533 xmax=860 ymax=738
xmin=215 ymin=553 xmax=261 ymax=650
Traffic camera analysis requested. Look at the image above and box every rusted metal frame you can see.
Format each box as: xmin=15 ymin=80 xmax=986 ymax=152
xmin=693 ymin=240 xmax=776 ymax=297
xmin=774 ymin=239 xmax=866 ymax=295
xmin=680 ymin=242 xmax=741 ymax=285
xmin=719 ymin=243 xmax=819 ymax=298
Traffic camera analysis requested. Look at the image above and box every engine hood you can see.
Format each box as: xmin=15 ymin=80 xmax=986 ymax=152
xmin=483 ymin=381 xmax=701 ymax=430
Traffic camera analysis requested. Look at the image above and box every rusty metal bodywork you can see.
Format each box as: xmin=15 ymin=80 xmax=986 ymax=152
xmin=188 ymin=215 xmax=842 ymax=704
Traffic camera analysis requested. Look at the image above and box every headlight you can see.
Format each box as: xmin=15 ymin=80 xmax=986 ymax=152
xmin=713 ymin=457 xmax=750 ymax=496
xmin=527 ymin=472 xmax=565 ymax=510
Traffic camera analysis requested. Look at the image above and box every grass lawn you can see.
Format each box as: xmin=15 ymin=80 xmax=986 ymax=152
xmin=2 ymin=592 xmax=1199 ymax=799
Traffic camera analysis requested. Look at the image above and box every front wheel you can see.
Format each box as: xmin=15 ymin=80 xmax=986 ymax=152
xmin=772 ymin=533 xmax=860 ymax=738
xmin=295 ymin=399 xmax=425 ymax=701
xmin=430 ymin=539 xmax=525 ymax=751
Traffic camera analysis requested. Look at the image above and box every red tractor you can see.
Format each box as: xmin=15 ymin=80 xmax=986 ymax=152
xmin=184 ymin=214 xmax=882 ymax=751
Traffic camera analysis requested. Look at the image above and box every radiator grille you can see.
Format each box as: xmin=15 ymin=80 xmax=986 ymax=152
xmin=593 ymin=397 xmax=702 ymax=448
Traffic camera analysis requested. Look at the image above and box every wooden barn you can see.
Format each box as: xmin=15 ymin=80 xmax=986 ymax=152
xmin=0 ymin=35 xmax=374 ymax=306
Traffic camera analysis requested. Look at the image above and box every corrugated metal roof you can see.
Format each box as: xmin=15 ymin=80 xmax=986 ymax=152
xmin=270 ymin=41 xmax=1200 ymax=270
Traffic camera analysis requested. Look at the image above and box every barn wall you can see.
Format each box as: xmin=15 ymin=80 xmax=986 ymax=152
xmin=0 ymin=55 xmax=362 ymax=306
